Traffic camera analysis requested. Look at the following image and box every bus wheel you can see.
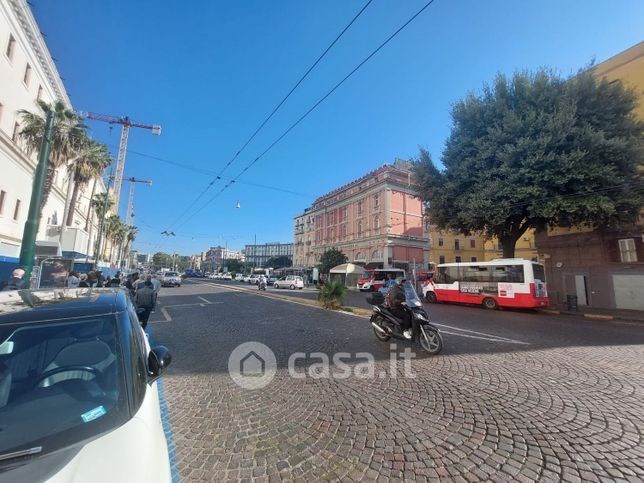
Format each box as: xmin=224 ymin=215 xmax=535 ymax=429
xmin=425 ymin=292 xmax=437 ymax=304
xmin=483 ymin=297 xmax=498 ymax=310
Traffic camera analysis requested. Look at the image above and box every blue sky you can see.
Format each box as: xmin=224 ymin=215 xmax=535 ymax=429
xmin=32 ymin=0 xmax=643 ymax=255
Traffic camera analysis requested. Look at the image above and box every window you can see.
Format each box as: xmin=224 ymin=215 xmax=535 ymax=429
xmin=343 ymin=206 xmax=347 ymax=220
xmin=455 ymin=256 xmax=462 ymax=263
xmin=470 ymin=239 xmax=476 ymax=249
xmin=455 ymin=239 xmax=461 ymax=250
xmin=12 ymin=122 xmax=20 ymax=142
xmin=37 ymin=85 xmax=43 ymax=101
xmin=374 ymin=192 xmax=379 ymax=208
xmin=13 ymin=199 xmax=21 ymax=221
xmin=439 ymin=255 xmax=445 ymax=264
xmin=374 ymin=214 xmax=379 ymax=229
xmin=357 ymin=200 xmax=362 ymax=215
xmin=471 ymin=257 xmax=477 ymax=262
xmin=23 ymin=63 xmax=32 ymax=86
xmin=357 ymin=220 xmax=362 ymax=236
xmin=438 ymin=238 xmax=443 ymax=247
xmin=342 ymin=224 xmax=347 ymax=238
xmin=5 ymin=34 xmax=15 ymax=60
xmin=0 ymin=190 xmax=5 ymax=215
xmin=619 ymin=238 xmax=638 ymax=262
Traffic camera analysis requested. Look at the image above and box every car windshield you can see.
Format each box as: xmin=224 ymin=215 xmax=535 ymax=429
xmin=165 ymin=272 xmax=177 ymax=277
xmin=362 ymin=271 xmax=374 ymax=279
xmin=0 ymin=316 xmax=128 ymax=460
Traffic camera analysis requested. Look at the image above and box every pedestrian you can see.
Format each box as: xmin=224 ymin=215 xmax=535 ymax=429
xmin=87 ymin=271 xmax=98 ymax=287
xmin=135 ymin=274 xmax=146 ymax=291
xmin=66 ymin=271 xmax=80 ymax=288
xmin=135 ymin=279 xmax=157 ymax=329
xmin=151 ymin=274 xmax=161 ymax=295
xmin=78 ymin=273 xmax=89 ymax=287
xmin=1 ymin=268 xmax=28 ymax=291
xmin=95 ymin=270 xmax=105 ymax=288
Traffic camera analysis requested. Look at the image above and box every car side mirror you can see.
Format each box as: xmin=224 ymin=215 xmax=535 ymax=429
xmin=148 ymin=345 xmax=172 ymax=384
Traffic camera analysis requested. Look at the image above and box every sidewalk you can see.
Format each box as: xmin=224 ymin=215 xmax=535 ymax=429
xmin=539 ymin=305 xmax=644 ymax=323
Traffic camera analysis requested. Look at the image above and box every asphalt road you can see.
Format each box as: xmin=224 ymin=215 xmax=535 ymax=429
xmin=150 ymin=279 xmax=644 ymax=482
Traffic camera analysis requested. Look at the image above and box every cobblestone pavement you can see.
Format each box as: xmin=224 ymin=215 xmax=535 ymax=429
xmin=151 ymin=281 xmax=644 ymax=482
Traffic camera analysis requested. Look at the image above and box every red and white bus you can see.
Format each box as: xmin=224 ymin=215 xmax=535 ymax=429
xmin=422 ymin=259 xmax=548 ymax=309
xmin=357 ymin=268 xmax=406 ymax=292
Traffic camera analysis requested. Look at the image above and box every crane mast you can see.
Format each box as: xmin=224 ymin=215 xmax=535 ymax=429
xmin=125 ymin=177 xmax=152 ymax=226
xmin=82 ymin=112 xmax=161 ymax=216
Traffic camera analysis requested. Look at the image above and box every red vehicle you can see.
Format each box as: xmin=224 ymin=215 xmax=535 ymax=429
xmin=357 ymin=269 xmax=406 ymax=292
xmin=422 ymin=259 xmax=548 ymax=310
xmin=415 ymin=271 xmax=434 ymax=288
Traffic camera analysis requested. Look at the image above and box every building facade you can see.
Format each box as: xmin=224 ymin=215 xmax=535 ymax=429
xmin=535 ymin=42 xmax=644 ymax=311
xmin=293 ymin=161 xmax=429 ymax=271
xmin=428 ymin=228 xmax=486 ymax=265
xmin=245 ymin=242 xmax=293 ymax=267
xmin=0 ymin=1 xmax=107 ymax=276
xmin=205 ymin=246 xmax=244 ymax=267
xmin=484 ymin=230 xmax=539 ymax=261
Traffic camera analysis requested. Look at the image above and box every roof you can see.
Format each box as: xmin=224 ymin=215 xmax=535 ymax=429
xmin=329 ymin=263 xmax=364 ymax=274
xmin=0 ymin=288 xmax=128 ymax=324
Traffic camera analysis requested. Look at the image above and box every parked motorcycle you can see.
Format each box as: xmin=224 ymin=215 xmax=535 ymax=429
xmin=367 ymin=280 xmax=443 ymax=355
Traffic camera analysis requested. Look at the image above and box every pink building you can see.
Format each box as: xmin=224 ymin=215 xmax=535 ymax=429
xmin=293 ymin=161 xmax=429 ymax=271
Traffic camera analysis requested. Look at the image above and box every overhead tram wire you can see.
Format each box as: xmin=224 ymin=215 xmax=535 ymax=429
xmin=165 ymin=0 xmax=374 ymax=229
xmin=175 ymin=0 xmax=440 ymax=229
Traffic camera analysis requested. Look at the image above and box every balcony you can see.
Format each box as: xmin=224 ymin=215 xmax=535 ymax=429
xmin=43 ymin=225 xmax=91 ymax=257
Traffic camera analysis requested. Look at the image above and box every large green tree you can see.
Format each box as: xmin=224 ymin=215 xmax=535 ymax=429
xmin=413 ymin=68 xmax=644 ymax=257
xmin=318 ymin=248 xmax=348 ymax=274
xmin=152 ymin=252 xmax=174 ymax=270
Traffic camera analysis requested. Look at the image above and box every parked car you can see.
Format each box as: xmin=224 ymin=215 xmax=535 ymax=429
xmin=248 ymin=275 xmax=260 ymax=285
xmin=0 ymin=288 xmax=173 ymax=482
xmin=267 ymin=276 xmax=278 ymax=286
xmin=241 ymin=275 xmax=251 ymax=283
xmin=235 ymin=274 xmax=244 ymax=281
xmin=220 ymin=273 xmax=232 ymax=280
xmin=161 ymin=271 xmax=181 ymax=287
xmin=273 ymin=275 xmax=304 ymax=290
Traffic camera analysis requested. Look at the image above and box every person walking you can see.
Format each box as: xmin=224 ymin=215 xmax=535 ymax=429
xmin=150 ymin=274 xmax=161 ymax=294
xmin=135 ymin=280 xmax=157 ymax=330
xmin=78 ymin=273 xmax=89 ymax=287
xmin=1 ymin=268 xmax=28 ymax=291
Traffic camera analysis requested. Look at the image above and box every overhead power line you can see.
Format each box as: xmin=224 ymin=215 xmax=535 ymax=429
xmin=175 ymin=0 xmax=439 ymax=229
xmin=166 ymin=0 xmax=374 ymax=229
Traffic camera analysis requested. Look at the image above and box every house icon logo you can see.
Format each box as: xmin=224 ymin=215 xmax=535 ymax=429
xmin=228 ymin=342 xmax=276 ymax=389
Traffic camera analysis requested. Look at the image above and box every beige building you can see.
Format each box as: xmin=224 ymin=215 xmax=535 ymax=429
xmin=427 ymin=228 xmax=486 ymax=265
xmin=484 ymin=231 xmax=539 ymax=261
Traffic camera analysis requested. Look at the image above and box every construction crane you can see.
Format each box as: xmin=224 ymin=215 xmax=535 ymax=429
xmin=82 ymin=112 xmax=161 ymax=215
xmin=125 ymin=177 xmax=153 ymax=226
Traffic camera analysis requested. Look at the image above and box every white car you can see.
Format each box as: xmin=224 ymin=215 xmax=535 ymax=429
xmin=273 ymin=275 xmax=304 ymax=290
xmin=248 ymin=275 xmax=260 ymax=285
xmin=242 ymin=275 xmax=251 ymax=283
xmin=235 ymin=274 xmax=244 ymax=281
xmin=220 ymin=273 xmax=232 ymax=280
xmin=161 ymin=271 xmax=181 ymax=287
xmin=0 ymin=288 xmax=173 ymax=482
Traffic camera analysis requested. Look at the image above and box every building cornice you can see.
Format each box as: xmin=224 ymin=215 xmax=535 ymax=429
xmin=8 ymin=0 xmax=71 ymax=106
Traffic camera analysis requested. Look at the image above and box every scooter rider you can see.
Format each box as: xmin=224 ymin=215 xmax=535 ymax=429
xmin=258 ymin=274 xmax=267 ymax=290
xmin=386 ymin=277 xmax=413 ymax=339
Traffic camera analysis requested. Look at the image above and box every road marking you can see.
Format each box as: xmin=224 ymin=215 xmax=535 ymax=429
xmin=432 ymin=323 xmax=528 ymax=345
xmin=197 ymin=296 xmax=212 ymax=304
xmin=160 ymin=306 xmax=172 ymax=322
xmin=439 ymin=330 xmax=529 ymax=345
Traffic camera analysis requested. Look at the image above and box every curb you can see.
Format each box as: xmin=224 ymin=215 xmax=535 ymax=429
xmin=537 ymin=308 xmax=644 ymax=323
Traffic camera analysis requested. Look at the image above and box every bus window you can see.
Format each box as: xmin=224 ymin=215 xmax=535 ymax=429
xmin=532 ymin=264 xmax=545 ymax=282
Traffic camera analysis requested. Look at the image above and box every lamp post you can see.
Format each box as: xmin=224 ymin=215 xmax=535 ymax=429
xmin=19 ymin=111 xmax=55 ymax=280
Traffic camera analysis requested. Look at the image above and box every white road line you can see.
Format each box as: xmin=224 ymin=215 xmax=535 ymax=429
xmin=432 ymin=322 xmax=528 ymax=345
xmin=440 ymin=330 xmax=529 ymax=345
xmin=160 ymin=306 xmax=172 ymax=322
xmin=197 ymin=296 xmax=212 ymax=304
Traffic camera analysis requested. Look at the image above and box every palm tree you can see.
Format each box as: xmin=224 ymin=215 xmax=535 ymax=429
xmin=66 ymin=138 xmax=112 ymax=226
xmin=88 ymin=192 xmax=114 ymax=262
xmin=19 ymin=100 xmax=86 ymax=218
xmin=121 ymin=225 xmax=138 ymax=269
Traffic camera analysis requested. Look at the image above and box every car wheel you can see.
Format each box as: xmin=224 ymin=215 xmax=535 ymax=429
xmin=299 ymin=287 xmax=303 ymax=290
xmin=290 ymin=284 xmax=295 ymax=290
xmin=425 ymin=291 xmax=437 ymax=303
xmin=178 ymin=284 xmax=181 ymax=287
xmin=274 ymin=284 xmax=279 ymax=289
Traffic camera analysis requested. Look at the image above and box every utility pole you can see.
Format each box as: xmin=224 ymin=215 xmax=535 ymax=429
xmin=19 ymin=111 xmax=55 ymax=280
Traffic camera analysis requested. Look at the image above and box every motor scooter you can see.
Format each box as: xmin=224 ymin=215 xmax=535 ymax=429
xmin=367 ymin=281 xmax=443 ymax=355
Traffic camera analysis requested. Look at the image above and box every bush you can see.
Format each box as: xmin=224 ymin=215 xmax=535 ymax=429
xmin=318 ymin=281 xmax=348 ymax=310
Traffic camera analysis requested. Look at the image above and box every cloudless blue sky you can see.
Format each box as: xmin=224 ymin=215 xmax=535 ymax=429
xmin=32 ymin=0 xmax=644 ymax=255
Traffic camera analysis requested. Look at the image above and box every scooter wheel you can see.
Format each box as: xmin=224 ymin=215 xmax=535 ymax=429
xmin=419 ymin=326 xmax=443 ymax=355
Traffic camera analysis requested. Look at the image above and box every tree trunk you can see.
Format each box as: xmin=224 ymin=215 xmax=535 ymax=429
xmin=501 ymin=234 xmax=518 ymax=258
xmin=66 ymin=179 xmax=81 ymax=226
xmin=38 ymin=164 xmax=56 ymax=221
xmin=84 ymin=178 xmax=97 ymax=231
